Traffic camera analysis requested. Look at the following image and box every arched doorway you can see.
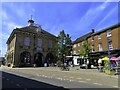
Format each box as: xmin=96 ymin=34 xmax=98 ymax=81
xmin=20 ymin=51 xmax=31 ymax=66
xmin=45 ymin=53 xmax=54 ymax=66
xmin=34 ymin=52 xmax=43 ymax=67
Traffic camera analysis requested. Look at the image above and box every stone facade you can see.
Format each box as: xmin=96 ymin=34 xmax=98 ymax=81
xmin=6 ymin=19 xmax=57 ymax=67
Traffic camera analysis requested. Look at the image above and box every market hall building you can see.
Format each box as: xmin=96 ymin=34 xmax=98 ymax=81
xmin=6 ymin=19 xmax=57 ymax=67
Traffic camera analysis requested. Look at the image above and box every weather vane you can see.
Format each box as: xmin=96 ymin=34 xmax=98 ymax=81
xmin=31 ymin=15 xmax=33 ymax=20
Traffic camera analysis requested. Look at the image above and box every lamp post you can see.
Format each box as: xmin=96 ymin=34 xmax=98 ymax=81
xmin=107 ymin=36 xmax=111 ymax=70
xmin=107 ymin=37 xmax=110 ymax=58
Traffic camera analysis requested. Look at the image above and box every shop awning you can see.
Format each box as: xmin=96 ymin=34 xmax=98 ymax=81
xmin=101 ymin=57 xmax=109 ymax=61
xmin=110 ymin=57 xmax=120 ymax=61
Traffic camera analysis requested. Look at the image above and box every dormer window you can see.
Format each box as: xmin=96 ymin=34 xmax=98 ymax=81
xmin=37 ymin=25 xmax=42 ymax=32
xmin=107 ymin=30 xmax=112 ymax=37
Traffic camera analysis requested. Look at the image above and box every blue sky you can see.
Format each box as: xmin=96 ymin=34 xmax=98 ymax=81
xmin=0 ymin=2 xmax=118 ymax=56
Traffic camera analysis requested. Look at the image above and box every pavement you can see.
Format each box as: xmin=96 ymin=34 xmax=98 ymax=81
xmin=1 ymin=66 xmax=120 ymax=88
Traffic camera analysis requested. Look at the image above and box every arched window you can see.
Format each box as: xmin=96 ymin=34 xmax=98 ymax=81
xmin=24 ymin=37 xmax=30 ymax=46
xmin=20 ymin=51 xmax=31 ymax=64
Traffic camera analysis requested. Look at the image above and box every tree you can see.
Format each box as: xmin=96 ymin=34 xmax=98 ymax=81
xmin=79 ymin=39 xmax=91 ymax=58
xmin=79 ymin=39 xmax=91 ymax=68
xmin=64 ymin=34 xmax=72 ymax=56
xmin=52 ymin=30 xmax=72 ymax=65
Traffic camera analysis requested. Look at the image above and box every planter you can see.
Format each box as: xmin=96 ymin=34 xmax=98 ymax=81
xmin=105 ymin=69 xmax=115 ymax=75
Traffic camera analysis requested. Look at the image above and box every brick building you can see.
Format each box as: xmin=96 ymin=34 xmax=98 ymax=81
xmin=72 ymin=23 xmax=120 ymax=67
xmin=6 ymin=19 xmax=57 ymax=67
xmin=88 ymin=23 xmax=120 ymax=58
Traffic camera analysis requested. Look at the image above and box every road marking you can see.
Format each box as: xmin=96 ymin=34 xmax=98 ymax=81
xmin=78 ymin=81 xmax=86 ymax=83
xmin=69 ymin=80 xmax=74 ymax=82
xmin=93 ymin=83 xmax=102 ymax=85
xmin=57 ymin=77 xmax=62 ymax=80
xmin=36 ymin=74 xmax=40 ymax=76
xmin=77 ymin=78 xmax=82 ymax=80
xmin=65 ymin=79 xmax=69 ymax=81
xmin=16 ymin=84 xmax=21 ymax=87
xmin=86 ymin=79 xmax=91 ymax=81
xmin=44 ymin=76 xmax=47 ymax=77
xmin=69 ymin=77 xmax=74 ymax=79
xmin=48 ymin=76 xmax=52 ymax=78
xmin=63 ymin=79 xmax=66 ymax=80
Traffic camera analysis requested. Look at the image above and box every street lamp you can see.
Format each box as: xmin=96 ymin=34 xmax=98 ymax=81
xmin=106 ymin=36 xmax=111 ymax=70
xmin=107 ymin=37 xmax=110 ymax=58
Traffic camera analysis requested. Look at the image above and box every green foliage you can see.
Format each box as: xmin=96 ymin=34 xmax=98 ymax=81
xmin=104 ymin=60 xmax=110 ymax=70
xmin=79 ymin=40 xmax=91 ymax=57
xmin=52 ymin=30 xmax=72 ymax=63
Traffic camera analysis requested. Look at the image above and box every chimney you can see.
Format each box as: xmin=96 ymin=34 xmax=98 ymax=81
xmin=92 ymin=28 xmax=95 ymax=33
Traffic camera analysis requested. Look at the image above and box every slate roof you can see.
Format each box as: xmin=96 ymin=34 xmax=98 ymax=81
xmin=73 ymin=32 xmax=93 ymax=44
xmin=6 ymin=26 xmax=57 ymax=44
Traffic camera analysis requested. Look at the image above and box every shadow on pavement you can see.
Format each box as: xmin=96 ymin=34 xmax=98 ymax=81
xmin=2 ymin=71 xmax=69 ymax=90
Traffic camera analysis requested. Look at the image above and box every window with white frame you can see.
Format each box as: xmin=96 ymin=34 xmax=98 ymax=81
xmin=107 ymin=30 xmax=112 ymax=37
xmin=108 ymin=41 xmax=113 ymax=50
xmin=91 ymin=45 xmax=95 ymax=52
xmin=38 ymin=39 xmax=42 ymax=48
xmin=98 ymin=34 xmax=101 ymax=40
xmin=24 ymin=37 xmax=30 ymax=46
xmin=98 ymin=43 xmax=103 ymax=51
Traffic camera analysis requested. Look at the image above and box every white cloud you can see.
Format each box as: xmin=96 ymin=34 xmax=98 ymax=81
xmin=75 ymin=2 xmax=109 ymax=32
xmin=96 ymin=6 xmax=117 ymax=28
xmin=32 ymin=8 xmax=35 ymax=12
xmin=1 ymin=0 xmax=119 ymax=2
xmin=0 ymin=33 xmax=9 ymax=40
xmin=3 ymin=21 xmax=22 ymax=33
xmin=1 ymin=7 xmax=23 ymax=56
